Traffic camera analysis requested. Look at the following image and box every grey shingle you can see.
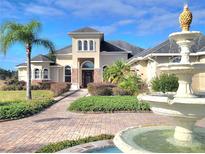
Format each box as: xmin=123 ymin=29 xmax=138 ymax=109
xmin=108 ymin=40 xmax=144 ymax=55
xmin=100 ymin=41 xmax=125 ymax=52
xmin=56 ymin=45 xmax=72 ymax=54
xmin=71 ymin=27 xmax=101 ymax=33
xmin=31 ymin=54 xmax=52 ymax=62
xmin=16 ymin=63 xmax=26 ymax=67
xmin=132 ymin=35 xmax=205 ymax=59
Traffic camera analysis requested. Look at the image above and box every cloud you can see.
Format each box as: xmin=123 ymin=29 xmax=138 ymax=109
xmin=55 ymin=0 xmax=146 ymax=18
xmin=92 ymin=19 xmax=136 ymax=34
xmin=23 ymin=4 xmax=65 ymax=16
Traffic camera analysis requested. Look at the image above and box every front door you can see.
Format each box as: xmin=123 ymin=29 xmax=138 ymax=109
xmin=82 ymin=70 xmax=94 ymax=88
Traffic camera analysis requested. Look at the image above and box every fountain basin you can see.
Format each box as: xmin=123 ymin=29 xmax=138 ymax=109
xmin=158 ymin=62 xmax=205 ymax=75
xmin=113 ymin=126 xmax=205 ymax=153
xmin=169 ymin=31 xmax=201 ymax=42
xmin=140 ymin=94 xmax=205 ymax=118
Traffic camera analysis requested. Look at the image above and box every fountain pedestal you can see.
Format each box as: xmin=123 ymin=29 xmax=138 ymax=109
xmin=173 ymin=117 xmax=196 ymax=143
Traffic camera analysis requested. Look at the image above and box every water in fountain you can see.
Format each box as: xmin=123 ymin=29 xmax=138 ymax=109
xmin=114 ymin=4 xmax=205 ymax=153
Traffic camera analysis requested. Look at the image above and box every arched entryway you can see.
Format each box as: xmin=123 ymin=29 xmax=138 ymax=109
xmin=81 ymin=61 xmax=94 ymax=87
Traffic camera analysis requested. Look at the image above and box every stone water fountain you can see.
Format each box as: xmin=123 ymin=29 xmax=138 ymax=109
xmin=114 ymin=5 xmax=205 ymax=153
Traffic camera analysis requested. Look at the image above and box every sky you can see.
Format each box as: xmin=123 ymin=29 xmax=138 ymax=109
xmin=0 ymin=0 xmax=205 ymax=70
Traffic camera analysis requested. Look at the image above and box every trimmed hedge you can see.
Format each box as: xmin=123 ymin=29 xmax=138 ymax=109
xmin=68 ymin=96 xmax=150 ymax=112
xmin=112 ymin=87 xmax=130 ymax=96
xmin=0 ymin=90 xmax=54 ymax=120
xmin=2 ymin=79 xmax=51 ymax=91
xmin=87 ymin=83 xmax=116 ymax=96
xmin=50 ymin=83 xmax=71 ymax=96
xmin=36 ymin=134 xmax=114 ymax=153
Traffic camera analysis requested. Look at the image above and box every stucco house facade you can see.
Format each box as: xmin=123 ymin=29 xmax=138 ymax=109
xmin=128 ymin=36 xmax=205 ymax=92
xmin=17 ymin=27 xmax=143 ymax=89
xmin=17 ymin=27 xmax=205 ymax=92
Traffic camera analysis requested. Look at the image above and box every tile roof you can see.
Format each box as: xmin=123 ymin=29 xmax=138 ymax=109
xmin=132 ymin=35 xmax=205 ymax=59
xmin=31 ymin=54 xmax=53 ymax=62
xmin=16 ymin=63 xmax=26 ymax=67
xmin=100 ymin=41 xmax=125 ymax=52
xmin=56 ymin=45 xmax=72 ymax=54
xmin=108 ymin=40 xmax=144 ymax=55
xmin=70 ymin=27 xmax=102 ymax=33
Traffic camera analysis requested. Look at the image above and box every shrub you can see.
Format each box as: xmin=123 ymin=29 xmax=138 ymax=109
xmin=68 ymin=96 xmax=150 ymax=112
xmin=32 ymin=82 xmax=51 ymax=90
xmin=0 ymin=90 xmax=54 ymax=120
xmin=2 ymin=78 xmax=51 ymax=91
xmin=112 ymin=87 xmax=130 ymax=96
xmin=103 ymin=60 xmax=130 ymax=84
xmin=2 ymin=80 xmax=26 ymax=90
xmin=118 ymin=74 xmax=142 ymax=95
xmin=50 ymin=83 xmax=71 ymax=96
xmin=36 ymin=134 xmax=114 ymax=153
xmin=151 ymin=73 xmax=179 ymax=93
xmin=87 ymin=83 xmax=116 ymax=96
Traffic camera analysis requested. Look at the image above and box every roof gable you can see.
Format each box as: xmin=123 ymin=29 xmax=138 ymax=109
xmin=100 ymin=41 xmax=125 ymax=52
xmin=31 ymin=54 xmax=53 ymax=62
xmin=132 ymin=35 xmax=205 ymax=59
xmin=56 ymin=45 xmax=72 ymax=54
xmin=108 ymin=40 xmax=144 ymax=55
xmin=71 ymin=27 xmax=101 ymax=33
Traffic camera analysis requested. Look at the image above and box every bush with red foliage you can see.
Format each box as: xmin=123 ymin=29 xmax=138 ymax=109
xmin=50 ymin=82 xmax=71 ymax=96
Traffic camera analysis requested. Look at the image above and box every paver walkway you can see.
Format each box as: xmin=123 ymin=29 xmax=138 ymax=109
xmin=0 ymin=89 xmax=204 ymax=152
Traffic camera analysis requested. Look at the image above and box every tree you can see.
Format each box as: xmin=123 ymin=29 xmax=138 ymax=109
xmin=103 ymin=60 xmax=130 ymax=84
xmin=0 ymin=20 xmax=55 ymax=100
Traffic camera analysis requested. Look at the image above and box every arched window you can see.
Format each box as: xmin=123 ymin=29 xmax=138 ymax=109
xmin=65 ymin=65 xmax=71 ymax=82
xmin=82 ymin=61 xmax=94 ymax=69
xmin=43 ymin=69 xmax=49 ymax=79
xmin=84 ymin=40 xmax=88 ymax=50
xmin=34 ymin=69 xmax=40 ymax=79
xmin=103 ymin=66 xmax=107 ymax=71
xmin=89 ymin=40 xmax=94 ymax=50
xmin=78 ymin=40 xmax=82 ymax=51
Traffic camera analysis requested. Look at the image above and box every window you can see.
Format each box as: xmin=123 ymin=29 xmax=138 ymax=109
xmin=103 ymin=66 xmax=107 ymax=71
xmin=43 ymin=69 xmax=49 ymax=79
xmin=78 ymin=40 xmax=82 ymax=51
xmin=82 ymin=61 xmax=94 ymax=69
xmin=84 ymin=40 xmax=88 ymax=50
xmin=89 ymin=40 xmax=94 ymax=50
xmin=34 ymin=69 xmax=40 ymax=79
xmin=65 ymin=65 xmax=71 ymax=82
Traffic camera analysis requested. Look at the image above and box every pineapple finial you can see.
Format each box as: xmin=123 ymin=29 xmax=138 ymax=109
xmin=179 ymin=4 xmax=193 ymax=31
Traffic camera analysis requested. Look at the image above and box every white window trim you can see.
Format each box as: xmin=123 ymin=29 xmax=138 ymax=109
xmin=64 ymin=65 xmax=72 ymax=82
xmin=42 ymin=68 xmax=50 ymax=80
xmin=34 ymin=68 xmax=41 ymax=80
xmin=81 ymin=60 xmax=94 ymax=70
xmin=77 ymin=39 xmax=96 ymax=52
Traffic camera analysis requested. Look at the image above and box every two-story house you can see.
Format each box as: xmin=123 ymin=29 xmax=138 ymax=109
xmin=17 ymin=27 xmax=144 ymax=89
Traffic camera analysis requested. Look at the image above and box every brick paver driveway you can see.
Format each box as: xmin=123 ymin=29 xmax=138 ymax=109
xmin=0 ymin=89 xmax=204 ymax=152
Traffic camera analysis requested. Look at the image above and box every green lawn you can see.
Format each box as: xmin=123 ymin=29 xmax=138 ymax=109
xmin=0 ymin=90 xmax=54 ymax=120
xmin=68 ymin=96 xmax=150 ymax=112
xmin=36 ymin=134 xmax=114 ymax=153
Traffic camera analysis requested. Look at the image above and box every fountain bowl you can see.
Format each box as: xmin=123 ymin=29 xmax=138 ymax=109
xmin=169 ymin=31 xmax=201 ymax=42
xmin=158 ymin=62 xmax=205 ymax=75
xmin=140 ymin=94 xmax=205 ymax=119
xmin=113 ymin=126 xmax=205 ymax=153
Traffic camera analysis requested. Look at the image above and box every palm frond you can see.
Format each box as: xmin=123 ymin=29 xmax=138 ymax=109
xmin=0 ymin=22 xmax=24 ymax=54
xmin=33 ymin=39 xmax=55 ymax=53
xmin=25 ymin=20 xmax=41 ymax=35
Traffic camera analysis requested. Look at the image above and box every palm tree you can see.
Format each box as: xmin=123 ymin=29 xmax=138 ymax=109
xmin=0 ymin=20 xmax=55 ymax=100
xmin=103 ymin=60 xmax=130 ymax=84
